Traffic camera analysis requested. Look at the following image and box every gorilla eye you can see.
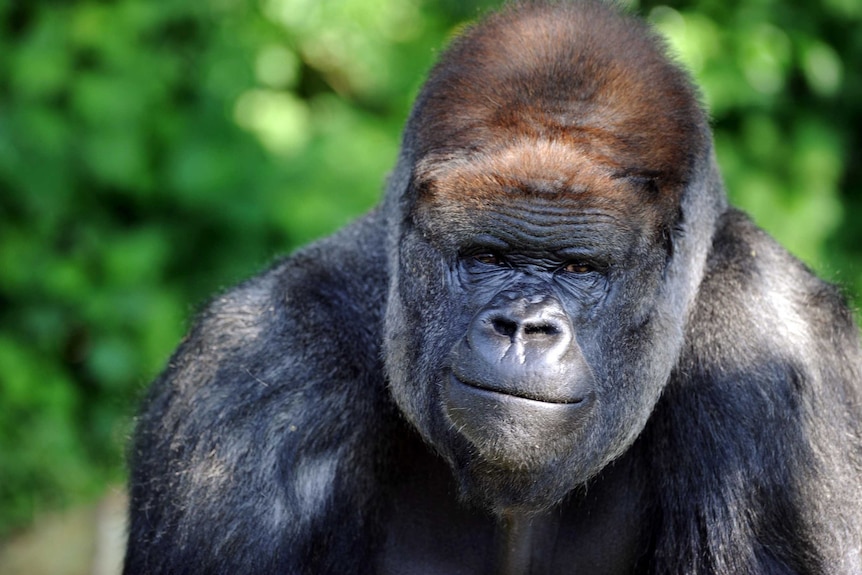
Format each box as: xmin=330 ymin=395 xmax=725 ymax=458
xmin=472 ymin=253 xmax=505 ymax=266
xmin=561 ymin=262 xmax=595 ymax=274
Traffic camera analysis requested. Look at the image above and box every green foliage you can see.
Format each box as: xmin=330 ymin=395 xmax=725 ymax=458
xmin=644 ymin=0 xmax=862 ymax=284
xmin=0 ymin=0 xmax=860 ymax=535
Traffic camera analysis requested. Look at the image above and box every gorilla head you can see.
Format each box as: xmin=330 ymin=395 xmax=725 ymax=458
xmin=382 ymin=1 xmax=724 ymax=513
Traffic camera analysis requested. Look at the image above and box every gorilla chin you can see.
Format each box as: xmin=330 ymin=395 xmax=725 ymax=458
xmin=443 ymin=375 xmax=599 ymax=512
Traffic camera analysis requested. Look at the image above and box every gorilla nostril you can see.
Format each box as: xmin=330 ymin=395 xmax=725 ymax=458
xmin=524 ymin=324 xmax=559 ymax=337
xmin=491 ymin=317 xmax=518 ymax=338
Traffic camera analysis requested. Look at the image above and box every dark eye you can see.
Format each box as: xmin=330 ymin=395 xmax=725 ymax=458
xmin=473 ymin=253 xmax=504 ymax=266
xmin=561 ymin=261 xmax=594 ymax=274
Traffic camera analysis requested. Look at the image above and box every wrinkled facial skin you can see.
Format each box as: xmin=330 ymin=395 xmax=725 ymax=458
xmin=384 ymin=155 xmax=678 ymax=513
xmin=380 ymin=1 xmax=710 ymax=515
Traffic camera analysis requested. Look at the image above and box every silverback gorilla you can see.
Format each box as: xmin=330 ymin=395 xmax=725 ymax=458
xmin=124 ymin=1 xmax=862 ymax=573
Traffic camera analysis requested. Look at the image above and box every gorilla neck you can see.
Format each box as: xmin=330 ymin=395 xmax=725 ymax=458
xmin=494 ymin=511 xmax=559 ymax=575
xmin=376 ymin=425 xmax=647 ymax=574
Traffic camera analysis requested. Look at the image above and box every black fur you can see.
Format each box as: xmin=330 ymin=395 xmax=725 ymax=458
xmin=125 ymin=2 xmax=862 ymax=573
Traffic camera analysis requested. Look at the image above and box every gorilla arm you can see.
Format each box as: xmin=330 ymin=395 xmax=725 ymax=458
xmin=124 ymin=209 xmax=391 ymax=574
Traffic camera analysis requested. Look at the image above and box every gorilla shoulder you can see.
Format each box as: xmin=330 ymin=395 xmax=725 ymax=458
xmin=692 ymin=208 xmax=858 ymax=360
xmin=163 ymin=207 xmax=389 ymax=400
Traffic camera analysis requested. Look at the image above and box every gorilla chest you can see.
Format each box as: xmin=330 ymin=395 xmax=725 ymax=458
xmin=375 ymin=453 xmax=645 ymax=575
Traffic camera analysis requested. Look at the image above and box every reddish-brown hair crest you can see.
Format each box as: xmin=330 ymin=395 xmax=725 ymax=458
xmin=405 ymin=0 xmax=710 ymax=218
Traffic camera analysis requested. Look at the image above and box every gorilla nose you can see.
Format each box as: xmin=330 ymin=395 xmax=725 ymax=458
xmin=471 ymin=295 xmax=573 ymax=365
xmin=452 ymin=291 xmax=592 ymax=405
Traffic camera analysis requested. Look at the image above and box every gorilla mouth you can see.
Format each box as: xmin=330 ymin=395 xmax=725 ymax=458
xmin=451 ymin=375 xmax=586 ymax=405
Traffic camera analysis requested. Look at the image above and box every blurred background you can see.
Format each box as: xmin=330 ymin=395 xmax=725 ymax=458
xmin=1 ymin=0 xmax=861 ymax=572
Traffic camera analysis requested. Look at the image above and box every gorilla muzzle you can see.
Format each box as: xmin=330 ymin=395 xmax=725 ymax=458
xmin=444 ymin=286 xmax=596 ymax=455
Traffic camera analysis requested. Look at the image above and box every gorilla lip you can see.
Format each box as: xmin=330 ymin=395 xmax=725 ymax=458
xmin=450 ymin=374 xmax=587 ymax=406
xmin=444 ymin=375 xmax=594 ymax=456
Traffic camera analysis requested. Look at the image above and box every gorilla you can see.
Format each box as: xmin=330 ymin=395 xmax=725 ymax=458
xmin=124 ymin=1 xmax=862 ymax=573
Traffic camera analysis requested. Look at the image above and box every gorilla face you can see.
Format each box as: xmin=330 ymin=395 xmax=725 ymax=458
xmin=381 ymin=2 xmax=711 ymax=514
xmin=384 ymin=141 xmax=685 ymax=513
